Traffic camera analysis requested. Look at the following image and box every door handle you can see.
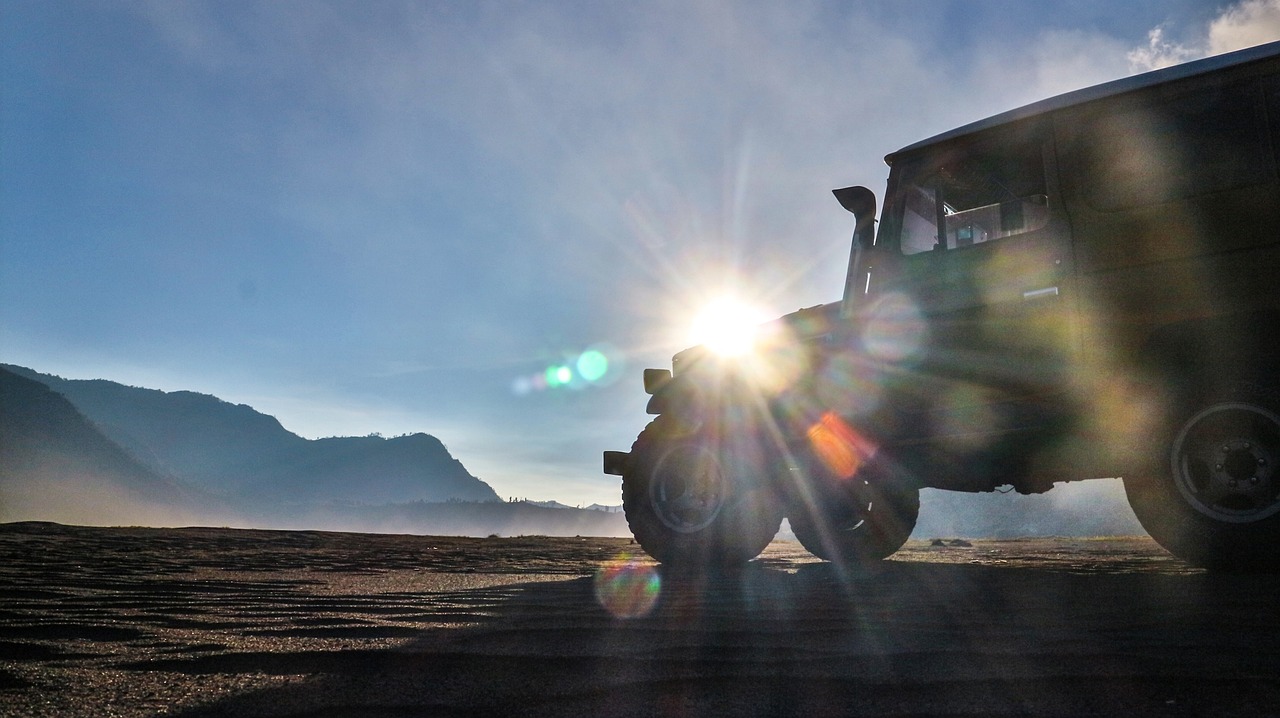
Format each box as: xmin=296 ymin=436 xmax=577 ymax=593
xmin=1022 ymin=286 xmax=1059 ymax=300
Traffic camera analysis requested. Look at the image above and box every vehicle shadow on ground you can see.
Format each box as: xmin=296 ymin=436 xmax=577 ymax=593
xmin=161 ymin=560 xmax=1280 ymax=717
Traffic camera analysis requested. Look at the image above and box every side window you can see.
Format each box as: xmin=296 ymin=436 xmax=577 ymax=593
xmin=895 ymin=129 xmax=1050 ymax=256
xmin=1074 ymin=83 xmax=1271 ymax=211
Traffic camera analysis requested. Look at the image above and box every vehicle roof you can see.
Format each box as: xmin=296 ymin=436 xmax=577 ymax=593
xmin=885 ymin=40 xmax=1280 ymax=165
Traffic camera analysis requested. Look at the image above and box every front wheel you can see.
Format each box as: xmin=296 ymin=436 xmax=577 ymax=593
xmin=788 ymin=472 xmax=919 ymax=564
xmin=1123 ymin=381 xmax=1280 ymax=571
xmin=621 ymin=416 xmax=783 ymax=566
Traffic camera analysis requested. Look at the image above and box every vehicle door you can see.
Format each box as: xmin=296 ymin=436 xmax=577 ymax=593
xmin=866 ymin=120 xmax=1079 ymax=456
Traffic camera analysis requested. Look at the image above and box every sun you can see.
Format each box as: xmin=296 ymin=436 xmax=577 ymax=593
xmin=689 ymin=297 xmax=772 ymax=356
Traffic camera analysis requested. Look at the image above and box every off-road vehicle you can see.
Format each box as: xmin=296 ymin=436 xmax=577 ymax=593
xmin=604 ymin=41 xmax=1280 ymax=571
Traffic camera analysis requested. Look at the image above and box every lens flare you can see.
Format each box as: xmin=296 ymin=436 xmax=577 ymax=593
xmin=513 ymin=345 xmax=622 ymax=395
xmin=936 ymin=384 xmax=1001 ymax=451
xmin=594 ymin=552 xmax=661 ymax=619
xmin=738 ymin=322 xmax=807 ymax=395
xmin=690 ymin=297 xmax=771 ymax=356
xmin=511 ymin=376 xmax=533 ymax=396
xmin=862 ymin=292 xmax=925 ymax=362
xmin=577 ymin=349 xmax=609 ymax=382
xmin=553 ymin=366 xmax=572 ymax=385
xmin=807 ymin=411 xmax=875 ymax=480
xmin=814 ymin=352 xmax=884 ymax=418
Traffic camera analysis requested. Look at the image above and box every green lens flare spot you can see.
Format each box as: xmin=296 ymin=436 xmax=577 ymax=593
xmin=546 ymin=365 xmax=572 ymax=387
xmin=577 ymin=350 xmax=609 ymax=383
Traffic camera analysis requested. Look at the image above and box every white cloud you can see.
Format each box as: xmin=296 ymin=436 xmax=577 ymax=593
xmin=1210 ymin=0 xmax=1280 ymax=53
xmin=1127 ymin=26 xmax=1200 ymax=71
xmin=1130 ymin=0 xmax=1280 ymax=72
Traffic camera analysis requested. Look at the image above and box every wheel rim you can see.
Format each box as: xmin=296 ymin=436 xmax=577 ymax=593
xmin=649 ymin=443 xmax=727 ymax=534
xmin=1171 ymin=402 xmax=1280 ymax=523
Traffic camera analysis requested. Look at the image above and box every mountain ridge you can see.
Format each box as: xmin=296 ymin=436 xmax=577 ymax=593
xmin=0 ymin=367 xmax=226 ymax=525
xmin=1 ymin=364 xmax=501 ymax=507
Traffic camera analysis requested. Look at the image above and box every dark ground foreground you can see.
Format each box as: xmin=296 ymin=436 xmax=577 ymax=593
xmin=2 ymin=523 xmax=1279 ymax=717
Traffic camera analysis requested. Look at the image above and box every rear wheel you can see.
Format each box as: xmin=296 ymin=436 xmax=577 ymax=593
xmin=789 ymin=470 xmax=919 ymax=564
xmin=1123 ymin=380 xmax=1280 ymax=571
xmin=621 ymin=415 xmax=783 ymax=566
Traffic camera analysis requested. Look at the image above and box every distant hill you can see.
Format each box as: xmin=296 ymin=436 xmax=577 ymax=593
xmin=0 ymin=368 xmax=223 ymax=526
xmin=2 ymin=365 xmax=501 ymax=508
xmin=260 ymin=499 xmax=631 ymax=537
xmin=522 ymin=499 xmax=577 ymax=510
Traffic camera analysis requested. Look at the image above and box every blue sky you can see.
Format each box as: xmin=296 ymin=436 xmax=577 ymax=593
xmin=3 ymin=0 xmax=1278 ymax=506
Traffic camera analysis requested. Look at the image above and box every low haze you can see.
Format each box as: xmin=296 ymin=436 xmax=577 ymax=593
xmin=4 ymin=0 xmax=1279 ymax=507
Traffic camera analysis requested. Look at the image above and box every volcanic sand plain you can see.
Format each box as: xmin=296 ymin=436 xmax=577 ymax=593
xmin=2 ymin=522 xmax=1279 ymax=717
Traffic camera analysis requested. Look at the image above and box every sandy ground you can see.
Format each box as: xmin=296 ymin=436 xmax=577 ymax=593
xmin=2 ymin=522 xmax=1278 ymax=717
